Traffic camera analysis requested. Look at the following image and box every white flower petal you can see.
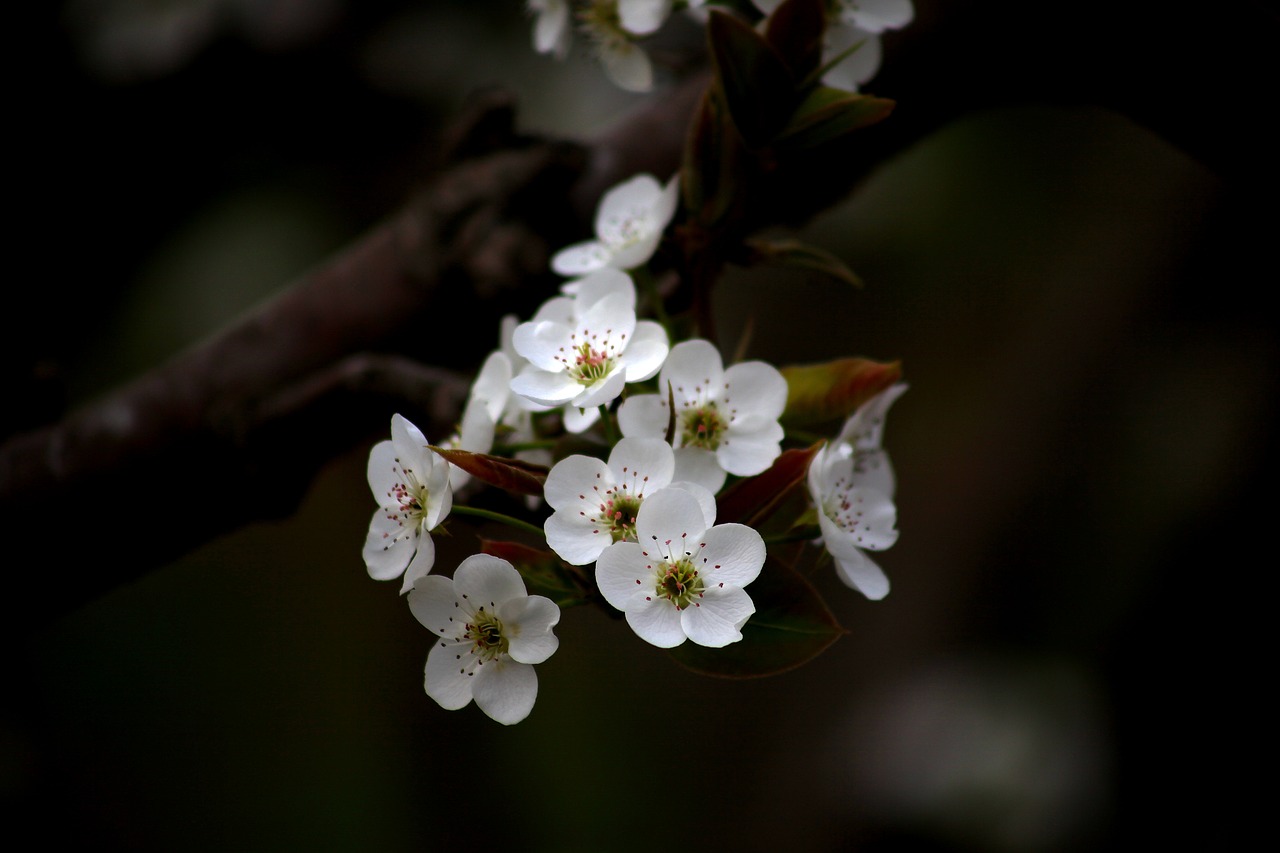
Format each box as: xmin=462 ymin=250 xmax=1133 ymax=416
xmin=625 ymin=598 xmax=687 ymax=647
xmin=662 ymin=339 xmax=724 ymax=406
xmin=544 ymin=454 xmax=610 ymax=511
xmin=833 ymin=547 xmax=891 ymax=600
xmin=390 ymin=413 xmax=429 ymax=457
xmin=424 ymin=639 xmax=475 ymax=711
xmin=399 ymin=533 xmax=437 ymax=593
xmin=531 ymin=0 xmax=571 ymax=57
xmin=571 ymin=368 xmax=627 ymax=409
xmin=453 ymin=554 xmax=527 ymax=606
xmin=562 ymin=404 xmax=602 ymax=433
xmin=843 ymin=0 xmax=914 ymax=33
xmin=362 ymin=510 xmax=416 ymax=581
xmin=596 ymin=542 xmax=654 ymax=611
xmin=622 ymin=321 xmax=670 ymax=382
xmin=724 ymin=360 xmax=788 ymax=421
xmin=501 ymin=595 xmax=561 ymax=664
xmin=408 ymin=574 xmax=461 ymax=638
xmin=545 ymin=511 xmax=611 ymax=565
xmin=697 ymin=523 xmax=766 ymax=589
xmin=510 ymin=368 xmax=582 ymax=407
xmin=718 ymin=429 xmax=783 ymax=477
xmin=472 ymin=658 xmax=538 ymax=725
xmin=823 ymin=27 xmax=883 ymax=91
xmin=597 ymin=174 xmax=663 ymax=238
xmin=609 ymin=437 xmax=675 ymax=492
xmin=571 ymin=268 xmax=636 ymax=311
xmin=617 ymin=393 xmax=668 ymax=438
xmin=512 ymin=319 xmax=572 ymax=374
xmin=666 ymin=480 xmax=718 ymax=530
xmin=618 ymin=0 xmax=672 ymax=35
xmin=681 ymin=584 xmax=755 ymax=647
xmin=835 ymin=382 xmax=908 ymax=454
xmin=635 ymin=488 xmax=710 ymax=547
xmin=470 ymin=351 xmax=513 ymax=421
xmin=366 ymin=440 xmax=399 ymax=496
xmin=672 ymin=447 xmax=727 ymax=494
xmin=600 ymin=39 xmax=653 ymax=92
xmin=552 ymin=241 xmax=611 ymax=276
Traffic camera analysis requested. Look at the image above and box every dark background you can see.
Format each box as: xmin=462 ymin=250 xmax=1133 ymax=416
xmin=5 ymin=1 xmax=1273 ymax=849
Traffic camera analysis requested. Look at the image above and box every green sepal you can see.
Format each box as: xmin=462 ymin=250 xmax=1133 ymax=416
xmin=668 ymin=554 xmax=845 ymax=679
xmin=779 ymin=358 xmax=903 ymax=427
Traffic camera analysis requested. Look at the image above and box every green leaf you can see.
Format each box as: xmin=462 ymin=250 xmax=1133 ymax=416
xmin=707 ymin=10 xmax=796 ymax=149
xmin=764 ymin=0 xmax=827 ymax=79
xmin=429 ymin=447 xmax=547 ymax=496
xmin=776 ymin=88 xmax=896 ymax=150
xmin=669 ymin=555 xmax=844 ymax=678
xmin=744 ymin=236 xmax=864 ymax=288
xmin=717 ymin=443 xmax=822 ymax=528
xmin=780 ymin=358 xmax=903 ymax=427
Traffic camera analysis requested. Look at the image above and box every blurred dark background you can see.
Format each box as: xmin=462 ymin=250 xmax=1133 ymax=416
xmin=5 ymin=1 xmax=1274 ymax=849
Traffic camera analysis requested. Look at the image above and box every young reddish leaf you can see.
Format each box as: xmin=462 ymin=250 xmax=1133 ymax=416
xmin=707 ymin=10 xmax=796 ymax=149
xmin=765 ymin=0 xmax=827 ymax=79
xmin=780 ymin=358 xmax=902 ymax=427
xmin=717 ymin=443 xmax=822 ymax=527
xmin=429 ymin=447 xmax=548 ymax=496
xmin=669 ymin=554 xmax=845 ymax=678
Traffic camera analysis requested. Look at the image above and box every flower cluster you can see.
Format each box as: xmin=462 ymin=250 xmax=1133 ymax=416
xmin=357 ymin=0 xmax=916 ymax=725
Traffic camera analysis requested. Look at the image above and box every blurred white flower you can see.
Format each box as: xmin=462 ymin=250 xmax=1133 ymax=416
xmin=551 ymin=174 xmax=680 ymax=275
xmin=409 ymin=554 xmax=561 ymax=725
xmin=528 ymin=0 xmax=572 ymax=59
xmin=806 ymin=384 xmax=906 ymax=599
xmin=363 ymin=414 xmax=453 ymax=594
xmin=596 ymin=488 xmax=765 ymax=648
xmin=752 ymin=0 xmax=915 ymax=90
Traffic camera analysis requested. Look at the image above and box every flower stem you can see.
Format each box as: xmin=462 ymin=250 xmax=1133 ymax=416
xmin=599 ymin=405 xmax=618 ymax=445
xmin=451 ymin=505 xmax=545 ymax=538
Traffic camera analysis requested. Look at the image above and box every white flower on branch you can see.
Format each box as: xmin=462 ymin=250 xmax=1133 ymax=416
xmin=618 ymin=339 xmax=788 ymax=493
xmin=806 ymin=383 xmax=907 ymax=599
xmin=551 ymin=173 xmax=680 ymax=276
xmin=596 ymin=488 xmax=765 ymax=648
xmin=509 ymin=269 xmax=668 ymax=421
xmin=409 ymin=554 xmax=561 ymax=725
xmin=363 ymin=414 xmax=453 ymax=594
xmin=543 ymin=437 xmax=716 ymax=565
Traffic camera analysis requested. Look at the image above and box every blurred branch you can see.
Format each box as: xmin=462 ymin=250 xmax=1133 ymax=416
xmin=4 ymin=0 xmax=1274 ymax=628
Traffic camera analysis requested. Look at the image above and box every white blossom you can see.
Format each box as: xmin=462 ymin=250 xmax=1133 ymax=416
xmin=596 ymin=488 xmax=765 ymax=648
xmin=551 ymin=173 xmax=680 ymax=276
xmin=806 ymin=383 xmax=906 ymax=599
xmin=363 ymin=414 xmax=453 ymax=594
xmin=509 ymin=269 xmax=668 ymax=422
xmin=543 ymin=437 xmax=716 ymax=565
xmin=528 ymin=0 xmax=572 ymax=59
xmin=618 ymin=339 xmax=787 ymax=493
xmin=409 ymin=554 xmax=560 ymax=725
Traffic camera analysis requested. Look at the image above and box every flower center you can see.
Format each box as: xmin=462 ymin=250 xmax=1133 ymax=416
xmin=464 ymin=608 xmax=508 ymax=662
xmin=656 ymin=557 xmax=704 ymax=610
xmin=680 ymin=404 xmax=726 ymax=450
xmin=390 ymin=470 xmax=430 ymax=527
xmin=570 ymin=341 xmax=616 ymax=386
xmin=600 ymin=494 xmax=641 ymax=542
